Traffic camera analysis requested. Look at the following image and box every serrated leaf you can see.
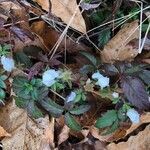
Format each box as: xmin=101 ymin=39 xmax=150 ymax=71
xmin=80 ymin=65 xmax=95 ymax=74
xmin=121 ymin=76 xmax=150 ymax=110
xmin=80 ymin=51 xmax=97 ymax=66
xmin=98 ymin=29 xmax=111 ymax=47
xmin=39 ymin=99 xmax=64 ymax=118
xmin=69 ymin=105 xmax=90 ymax=115
xmin=64 ymin=112 xmax=82 ymax=131
xmin=95 ymin=110 xmax=117 ymax=129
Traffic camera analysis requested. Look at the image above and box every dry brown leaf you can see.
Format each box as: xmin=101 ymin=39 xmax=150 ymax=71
xmin=31 ymin=21 xmax=90 ymax=53
xmin=0 ymin=100 xmax=54 ymax=150
xmin=0 ymin=126 xmax=11 ymax=139
xmin=34 ymin=0 xmax=86 ymax=33
xmin=101 ymin=20 xmax=139 ymax=63
xmin=58 ymin=125 xmax=70 ymax=145
xmin=107 ymin=124 xmax=150 ymax=150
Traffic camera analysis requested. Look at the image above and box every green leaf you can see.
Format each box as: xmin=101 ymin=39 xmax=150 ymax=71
xmin=98 ymin=29 xmax=111 ymax=47
xmin=0 ymin=89 xmax=5 ymax=99
xmin=0 ymin=75 xmax=7 ymax=81
xmin=70 ymin=105 xmax=90 ymax=115
xmin=95 ymin=110 xmax=117 ymax=129
xmin=15 ymin=97 xmax=29 ymax=108
xmin=80 ymin=65 xmax=95 ymax=74
xmin=39 ymin=99 xmax=64 ymax=118
xmin=102 ymin=119 xmax=119 ymax=135
xmin=64 ymin=112 xmax=82 ymax=131
xmin=0 ymin=79 xmax=6 ymax=89
xmin=13 ymin=76 xmax=28 ymax=88
xmin=80 ymin=51 xmax=97 ymax=66
xmin=27 ymin=101 xmax=43 ymax=119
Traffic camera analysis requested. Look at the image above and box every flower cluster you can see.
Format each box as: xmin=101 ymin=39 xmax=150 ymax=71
xmin=92 ymin=71 xmax=109 ymax=89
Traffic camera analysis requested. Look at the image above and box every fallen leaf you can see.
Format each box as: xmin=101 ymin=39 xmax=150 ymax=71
xmin=58 ymin=125 xmax=70 ymax=145
xmin=0 ymin=126 xmax=11 ymax=139
xmin=0 ymin=100 xmax=54 ymax=150
xmin=31 ymin=21 xmax=90 ymax=53
xmin=34 ymin=0 xmax=86 ymax=33
xmin=101 ymin=20 xmax=139 ymax=63
xmin=107 ymin=124 xmax=150 ymax=150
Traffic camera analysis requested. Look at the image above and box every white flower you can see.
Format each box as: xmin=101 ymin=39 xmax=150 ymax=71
xmin=112 ymin=92 xmax=119 ymax=98
xmin=92 ymin=71 xmax=103 ymax=79
xmin=92 ymin=71 xmax=109 ymax=89
xmin=127 ymin=109 xmax=140 ymax=124
xmin=1 ymin=56 xmax=15 ymax=72
xmin=66 ymin=91 xmax=76 ymax=103
xmin=42 ymin=69 xmax=60 ymax=87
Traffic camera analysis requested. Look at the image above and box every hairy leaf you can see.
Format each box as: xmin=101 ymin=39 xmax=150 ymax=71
xmin=95 ymin=110 xmax=117 ymax=129
xmin=69 ymin=105 xmax=90 ymax=115
xmin=80 ymin=51 xmax=97 ymax=66
xmin=121 ymin=76 xmax=150 ymax=110
xmin=39 ymin=99 xmax=64 ymax=118
xmin=64 ymin=112 xmax=82 ymax=131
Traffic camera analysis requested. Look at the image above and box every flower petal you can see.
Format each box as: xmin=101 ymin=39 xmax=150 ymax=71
xmin=97 ymin=77 xmax=109 ymax=89
xmin=42 ymin=69 xmax=60 ymax=87
xmin=66 ymin=91 xmax=76 ymax=103
xmin=127 ymin=109 xmax=140 ymax=124
xmin=112 ymin=92 xmax=119 ymax=98
xmin=1 ymin=56 xmax=15 ymax=72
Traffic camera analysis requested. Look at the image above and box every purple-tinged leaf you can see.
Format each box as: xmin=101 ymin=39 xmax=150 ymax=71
xmin=10 ymin=26 xmax=34 ymax=42
xmin=121 ymin=76 xmax=150 ymax=110
xmin=28 ymin=62 xmax=44 ymax=80
xmin=48 ymin=54 xmax=62 ymax=67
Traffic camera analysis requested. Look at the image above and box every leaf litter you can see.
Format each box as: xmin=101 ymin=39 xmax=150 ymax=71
xmin=0 ymin=0 xmax=150 ymax=149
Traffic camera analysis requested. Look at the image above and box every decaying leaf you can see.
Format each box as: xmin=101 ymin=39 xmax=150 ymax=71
xmin=101 ymin=20 xmax=139 ymax=63
xmin=0 ymin=126 xmax=11 ymax=139
xmin=107 ymin=124 xmax=150 ymax=150
xmin=0 ymin=100 xmax=54 ymax=150
xmin=34 ymin=0 xmax=86 ymax=32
